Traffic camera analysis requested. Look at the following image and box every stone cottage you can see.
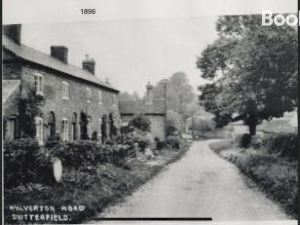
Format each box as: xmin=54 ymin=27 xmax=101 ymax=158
xmin=3 ymin=24 xmax=120 ymax=145
xmin=119 ymin=82 xmax=167 ymax=140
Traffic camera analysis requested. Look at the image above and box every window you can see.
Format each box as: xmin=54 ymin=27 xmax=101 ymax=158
xmin=34 ymin=73 xmax=44 ymax=95
xmin=35 ymin=117 xmax=44 ymax=145
xmin=62 ymin=118 xmax=69 ymax=141
xmin=86 ymin=88 xmax=91 ymax=103
xmin=112 ymin=94 xmax=117 ymax=106
xmin=98 ymin=90 xmax=103 ymax=105
xmin=62 ymin=81 xmax=69 ymax=100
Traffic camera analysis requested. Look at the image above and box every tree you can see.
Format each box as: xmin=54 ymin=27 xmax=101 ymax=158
xmin=153 ymin=72 xmax=195 ymax=116
xmin=166 ymin=110 xmax=183 ymax=135
xmin=18 ymin=85 xmax=45 ymax=138
xmin=197 ymin=15 xmax=298 ymax=135
xmin=128 ymin=114 xmax=151 ymax=132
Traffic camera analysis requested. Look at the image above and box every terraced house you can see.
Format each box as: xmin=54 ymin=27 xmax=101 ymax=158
xmin=3 ymin=24 xmax=120 ymax=145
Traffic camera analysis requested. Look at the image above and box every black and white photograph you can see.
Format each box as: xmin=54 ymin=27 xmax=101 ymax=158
xmin=2 ymin=0 xmax=298 ymax=224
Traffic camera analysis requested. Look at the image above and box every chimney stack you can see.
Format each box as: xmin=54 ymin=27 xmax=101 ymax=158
xmin=3 ymin=24 xmax=21 ymax=44
xmin=145 ymin=82 xmax=154 ymax=105
xmin=82 ymin=54 xmax=95 ymax=75
xmin=50 ymin=46 xmax=68 ymax=63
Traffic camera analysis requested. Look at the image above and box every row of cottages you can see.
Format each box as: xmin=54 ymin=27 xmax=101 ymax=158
xmin=3 ymin=24 xmax=121 ymax=145
xmin=119 ymin=82 xmax=167 ymax=140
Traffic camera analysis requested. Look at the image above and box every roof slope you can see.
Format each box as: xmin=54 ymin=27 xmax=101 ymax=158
xmin=3 ymin=35 xmax=119 ymax=92
xmin=119 ymin=99 xmax=166 ymax=115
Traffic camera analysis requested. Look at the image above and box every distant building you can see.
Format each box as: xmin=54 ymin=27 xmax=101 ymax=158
xmin=119 ymin=82 xmax=167 ymax=140
xmin=3 ymin=24 xmax=120 ymax=145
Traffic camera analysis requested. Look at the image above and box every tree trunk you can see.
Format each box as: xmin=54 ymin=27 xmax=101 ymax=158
xmin=248 ymin=120 xmax=257 ymax=136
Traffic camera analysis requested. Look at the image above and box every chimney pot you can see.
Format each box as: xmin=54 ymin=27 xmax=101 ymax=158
xmin=50 ymin=46 xmax=68 ymax=63
xmin=3 ymin=24 xmax=21 ymax=44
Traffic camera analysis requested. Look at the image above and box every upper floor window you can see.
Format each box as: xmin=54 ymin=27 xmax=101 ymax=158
xmin=98 ymin=90 xmax=103 ymax=105
xmin=62 ymin=81 xmax=69 ymax=100
xmin=86 ymin=88 xmax=91 ymax=103
xmin=61 ymin=118 xmax=69 ymax=141
xmin=34 ymin=73 xmax=44 ymax=96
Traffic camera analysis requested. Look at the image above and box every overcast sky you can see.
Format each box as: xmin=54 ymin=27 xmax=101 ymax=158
xmin=6 ymin=0 xmax=296 ymax=96
xmin=21 ymin=18 xmax=218 ymax=96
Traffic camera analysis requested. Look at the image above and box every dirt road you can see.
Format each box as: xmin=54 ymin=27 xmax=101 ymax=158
xmin=91 ymin=140 xmax=290 ymax=221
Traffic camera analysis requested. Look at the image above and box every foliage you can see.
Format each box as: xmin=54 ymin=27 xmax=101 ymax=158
xmin=46 ymin=132 xmax=61 ymax=149
xmin=49 ymin=141 xmax=129 ymax=169
xmin=239 ymin=133 xmax=252 ymax=148
xmin=189 ymin=118 xmax=216 ymax=133
xmin=154 ymin=137 xmax=166 ymax=150
xmin=4 ymin=139 xmax=53 ymax=187
xmin=18 ymin=86 xmax=45 ymax=138
xmin=262 ymin=133 xmax=298 ymax=159
xmin=210 ymin=139 xmax=298 ymax=218
xmin=91 ymin=131 xmax=99 ymax=141
xmin=166 ymin=110 xmax=183 ymax=135
xmin=128 ymin=114 xmax=151 ymax=131
xmin=80 ymin=112 xmax=89 ymax=140
xmin=197 ymin=15 xmax=298 ymax=135
xmin=153 ymin=72 xmax=195 ymax=117
xmin=166 ymin=135 xmax=181 ymax=149
xmin=4 ymin=142 xmax=192 ymax=224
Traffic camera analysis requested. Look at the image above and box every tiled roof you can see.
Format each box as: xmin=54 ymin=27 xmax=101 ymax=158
xmin=3 ymin=80 xmax=20 ymax=103
xmin=3 ymin=35 xmax=119 ymax=93
xmin=119 ymin=99 xmax=166 ymax=115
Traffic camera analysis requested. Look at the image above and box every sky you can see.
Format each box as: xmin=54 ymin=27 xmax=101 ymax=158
xmin=4 ymin=0 xmax=297 ymax=96
xmin=21 ymin=18 xmax=217 ymax=96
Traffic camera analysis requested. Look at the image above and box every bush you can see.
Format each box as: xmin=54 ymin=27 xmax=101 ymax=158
xmin=46 ymin=132 xmax=61 ymax=149
xmin=262 ymin=133 xmax=298 ymax=159
xmin=154 ymin=137 xmax=166 ymax=150
xmin=4 ymin=139 xmax=53 ymax=187
xmin=166 ymin=135 xmax=180 ymax=149
xmin=128 ymin=114 xmax=151 ymax=131
xmin=91 ymin=131 xmax=99 ymax=141
xmin=50 ymin=140 xmax=130 ymax=170
xmin=239 ymin=133 xmax=252 ymax=148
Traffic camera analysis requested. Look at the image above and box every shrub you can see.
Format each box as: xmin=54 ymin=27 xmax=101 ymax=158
xmin=262 ymin=133 xmax=298 ymax=159
xmin=46 ymin=132 xmax=61 ymax=149
xmin=49 ymin=141 xmax=101 ymax=169
xmin=4 ymin=138 xmax=53 ymax=187
xmin=154 ymin=137 xmax=166 ymax=150
xmin=50 ymin=140 xmax=130 ymax=170
xmin=128 ymin=114 xmax=151 ymax=131
xmin=166 ymin=135 xmax=180 ymax=149
xmin=239 ymin=133 xmax=252 ymax=148
xmin=91 ymin=132 xmax=99 ymax=141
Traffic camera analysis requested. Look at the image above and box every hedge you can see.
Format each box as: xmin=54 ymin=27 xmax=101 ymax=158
xmin=262 ymin=133 xmax=298 ymax=159
xmin=4 ymin=139 xmax=53 ymax=187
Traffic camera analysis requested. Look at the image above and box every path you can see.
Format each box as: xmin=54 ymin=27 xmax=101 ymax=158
xmin=90 ymin=140 xmax=290 ymax=221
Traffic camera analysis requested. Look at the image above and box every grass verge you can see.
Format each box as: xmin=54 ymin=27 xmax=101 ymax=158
xmin=209 ymin=139 xmax=298 ymax=219
xmin=4 ymin=142 xmax=191 ymax=224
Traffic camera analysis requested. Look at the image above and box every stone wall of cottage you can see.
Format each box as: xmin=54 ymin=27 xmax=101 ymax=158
xmin=18 ymin=63 xmax=120 ymax=143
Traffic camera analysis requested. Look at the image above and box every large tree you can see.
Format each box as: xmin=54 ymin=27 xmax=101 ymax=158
xmin=153 ymin=72 xmax=195 ymax=116
xmin=197 ymin=15 xmax=298 ymax=135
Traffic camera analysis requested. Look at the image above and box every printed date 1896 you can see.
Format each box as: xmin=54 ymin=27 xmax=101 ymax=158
xmin=81 ymin=9 xmax=96 ymax=14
